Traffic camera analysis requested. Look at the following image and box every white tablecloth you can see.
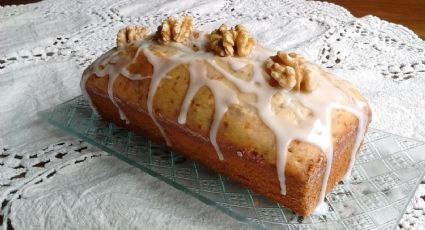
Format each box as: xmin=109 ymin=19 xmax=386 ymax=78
xmin=1 ymin=0 xmax=425 ymax=229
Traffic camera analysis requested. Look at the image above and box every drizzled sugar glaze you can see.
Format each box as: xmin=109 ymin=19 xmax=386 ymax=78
xmin=81 ymin=33 xmax=369 ymax=212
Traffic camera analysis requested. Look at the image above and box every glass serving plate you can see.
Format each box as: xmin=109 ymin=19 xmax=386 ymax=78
xmin=38 ymin=96 xmax=425 ymax=230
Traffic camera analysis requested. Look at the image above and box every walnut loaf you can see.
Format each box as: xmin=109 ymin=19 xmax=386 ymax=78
xmin=81 ymin=17 xmax=372 ymax=216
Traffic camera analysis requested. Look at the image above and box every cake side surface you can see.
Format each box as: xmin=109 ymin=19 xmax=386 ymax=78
xmin=81 ymin=18 xmax=372 ymax=216
xmin=85 ymin=57 xmax=368 ymax=215
xmin=86 ymin=81 xmax=361 ymax=215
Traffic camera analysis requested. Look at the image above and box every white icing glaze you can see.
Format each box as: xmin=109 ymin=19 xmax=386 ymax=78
xmin=181 ymin=61 xmax=238 ymax=160
xmin=177 ymin=61 xmax=204 ymax=125
xmin=313 ymin=200 xmax=329 ymax=215
xmin=80 ymin=34 xmax=370 ymax=212
xmin=342 ymin=100 xmax=368 ymax=180
xmin=226 ymin=57 xmax=247 ymax=71
xmin=81 ymin=48 xmax=133 ymax=124
xmin=80 ymin=49 xmax=116 ymax=114
xmin=141 ymin=45 xmax=179 ymax=146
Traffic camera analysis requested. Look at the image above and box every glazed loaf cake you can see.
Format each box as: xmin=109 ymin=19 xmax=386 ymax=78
xmin=81 ymin=16 xmax=372 ymax=216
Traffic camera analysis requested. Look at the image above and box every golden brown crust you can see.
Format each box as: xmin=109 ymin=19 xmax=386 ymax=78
xmin=86 ymin=84 xmax=360 ymax=215
xmin=84 ymin=46 xmax=371 ymax=216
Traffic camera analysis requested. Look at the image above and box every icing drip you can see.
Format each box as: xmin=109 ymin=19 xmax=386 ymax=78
xmin=226 ymin=57 xmax=247 ymax=71
xmin=313 ymin=200 xmax=330 ymax=215
xmin=177 ymin=61 xmax=206 ymax=125
xmin=207 ymin=60 xmax=290 ymax=194
xmin=81 ymin=67 xmax=98 ymax=114
xmin=141 ymin=45 xmax=178 ymax=146
xmin=81 ymin=35 xmax=370 ymax=212
xmin=81 ymin=49 xmax=134 ymax=124
xmin=107 ymin=72 xmax=128 ymax=123
xmin=180 ymin=61 xmax=238 ymax=160
xmin=80 ymin=49 xmax=117 ymax=114
xmin=342 ymin=101 xmax=368 ymax=180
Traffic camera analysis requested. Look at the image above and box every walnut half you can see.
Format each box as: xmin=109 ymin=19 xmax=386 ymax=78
xmin=209 ymin=24 xmax=256 ymax=57
xmin=264 ymin=52 xmax=318 ymax=92
xmin=116 ymin=25 xmax=149 ymax=49
xmin=156 ymin=15 xmax=193 ymax=43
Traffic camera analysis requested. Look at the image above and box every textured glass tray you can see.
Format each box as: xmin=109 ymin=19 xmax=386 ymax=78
xmin=38 ymin=95 xmax=425 ymax=230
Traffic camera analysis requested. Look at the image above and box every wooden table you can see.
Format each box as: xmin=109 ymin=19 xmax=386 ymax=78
xmin=323 ymin=0 xmax=425 ymax=39
xmin=1 ymin=0 xmax=424 ymax=39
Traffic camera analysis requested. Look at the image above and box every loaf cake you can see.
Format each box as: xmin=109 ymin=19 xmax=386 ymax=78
xmin=81 ymin=16 xmax=372 ymax=216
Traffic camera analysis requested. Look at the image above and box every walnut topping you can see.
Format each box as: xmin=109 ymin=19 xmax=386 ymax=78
xmin=156 ymin=15 xmax=193 ymax=43
xmin=265 ymin=52 xmax=318 ymax=92
xmin=116 ymin=25 xmax=149 ymax=49
xmin=209 ymin=24 xmax=256 ymax=57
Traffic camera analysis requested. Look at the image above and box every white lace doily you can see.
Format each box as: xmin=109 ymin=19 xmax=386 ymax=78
xmin=1 ymin=0 xmax=424 ymax=229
